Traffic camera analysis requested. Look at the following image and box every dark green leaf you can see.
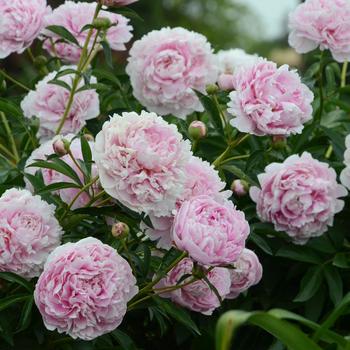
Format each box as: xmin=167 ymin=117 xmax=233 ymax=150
xmin=0 ymin=272 xmax=33 ymax=292
xmin=294 ymin=267 xmax=323 ymax=302
xmin=46 ymin=25 xmax=80 ymax=46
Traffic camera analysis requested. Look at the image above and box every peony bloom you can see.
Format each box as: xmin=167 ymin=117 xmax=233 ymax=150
xmin=34 ymin=237 xmax=138 ymax=340
xmin=155 ymin=258 xmax=230 ymax=315
xmin=216 ymin=49 xmax=260 ymax=90
xmin=0 ymin=0 xmax=50 ymax=59
xmin=340 ymin=135 xmax=350 ymax=189
xmin=100 ymin=0 xmax=138 ymax=6
xmin=227 ymin=248 xmax=263 ymax=299
xmin=288 ymin=0 xmax=350 ymax=63
xmin=0 ymin=188 xmax=62 ymax=279
xmin=25 ymin=134 xmax=99 ymax=209
xmin=142 ymin=156 xmax=231 ymax=249
xmin=250 ymin=152 xmax=347 ymax=245
xmin=227 ymin=58 xmax=314 ymax=136
xmin=21 ymin=67 xmax=100 ymax=141
xmin=41 ymin=1 xmax=133 ymax=63
xmin=126 ymin=27 xmax=218 ymax=118
xmin=94 ymin=111 xmax=192 ymax=216
xmin=172 ymin=195 xmax=249 ymax=266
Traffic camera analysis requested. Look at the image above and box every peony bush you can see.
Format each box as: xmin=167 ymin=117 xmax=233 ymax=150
xmin=0 ymin=0 xmax=350 ymax=349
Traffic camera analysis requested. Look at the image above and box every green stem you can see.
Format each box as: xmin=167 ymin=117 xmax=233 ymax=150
xmin=68 ymin=149 xmax=85 ymax=178
xmin=213 ymin=94 xmax=227 ymax=129
xmin=341 ymin=61 xmax=348 ymax=88
xmin=0 ymin=112 xmax=19 ymax=162
xmin=85 ymin=190 xmax=106 ymax=207
xmin=55 ymin=4 xmax=101 ymax=135
xmin=220 ymin=154 xmax=250 ymax=165
xmin=26 ymin=48 xmax=35 ymax=63
xmin=325 ymin=144 xmax=333 ymax=159
xmin=0 ymin=69 xmax=30 ymax=91
xmin=316 ymin=52 xmax=325 ymax=123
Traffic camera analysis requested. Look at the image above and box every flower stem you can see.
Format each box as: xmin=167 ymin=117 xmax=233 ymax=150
xmin=341 ymin=61 xmax=348 ymax=88
xmin=0 ymin=69 xmax=30 ymax=91
xmin=0 ymin=112 xmax=19 ymax=162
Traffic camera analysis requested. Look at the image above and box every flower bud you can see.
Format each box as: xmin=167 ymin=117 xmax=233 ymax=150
xmin=83 ymin=133 xmax=95 ymax=142
xmin=111 ymin=222 xmax=130 ymax=238
xmin=34 ymin=55 xmax=48 ymax=68
xmin=205 ymin=84 xmax=219 ymax=95
xmin=231 ymin=179 xmax=249 ymax=197
xmin=217 ymin=73 xmax=235 ymax=91
xmin=0 ymin=79 xmax=6 ymax=93
xmin=271 ymin=135 xmax=287 ymax=150
xmin=53 ymin=137 xmax=70 ymax=157
xmin=92 ymin=17 xmax=112 ymax=30
xmin=188 ymin=121 xmax=207 ymax=140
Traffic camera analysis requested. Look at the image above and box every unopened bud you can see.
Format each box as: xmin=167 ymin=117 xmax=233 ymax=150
xmin=271 ymin=135 xmax=287 ymax=150
xmin=231 ymin=179 xmax=249 ymax=197
xmin=34 ymin=55 xmax=48 ymax=68
xmin=206 ymin=84 xmax=219 ymax=95
xmin=0 ymin=79 xmax=6 ymax=92
xmin=112 ymin=222 xmax=130 ymax=238
xmin=217 ymin=73 xmax=235 ymax=91
xmin=92 ymin=17 xmax=112 ymax=30
xmin=188 ymin=120 xmax=207 ymax=140
xmin=53 ymin=137 xmax=70 ymax=157
xmin=83 ymin=133 xmax=95 ymax=142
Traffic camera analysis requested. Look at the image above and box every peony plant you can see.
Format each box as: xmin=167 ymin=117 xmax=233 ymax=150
xmin=0 ymin=0 xmax=350 ymax=349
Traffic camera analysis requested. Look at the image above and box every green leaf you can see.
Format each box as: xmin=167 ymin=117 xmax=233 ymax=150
xmin=37 ymin=181 xmax=81 ymax=195
xmin=46 ymin=25 xmax=80 ymax=46
xmin=0 ymin=97 xmax=23 ymax=117
xmin=111 ymin=329 xmax=137 ymax=350
xmin=276 ymin=246 xmax=322 ymax=264
xmin=221 ymin=164 xmax=258 ymax=186
xmin=249 ymin=232 xmax=273 ymax=255
xmin=324 ymin=265 xmax=343 ymax=306
xmin=101 ymin=40 xmax=113 ymax=69
xmin=48 ymin=79 xmax=72 ymax=91
xmin=0 ymin=295 xmax=29 ymax=312
xmin=17 ymin=296 xmax=34 ymax=332
xmin=80 ymin=136 xmax=92 ymax=178
xmin=0 ymin=272 xmax=33 ymax=292
xmin=216 ymin=310 xmax=322 ymax=350
xmin=54 ymin=68 xmax=79 ymax=79
xmin=294 ymin=267 xmax=323 ymax=302
xmin=333 ymin=253 xmax=350 ymax=269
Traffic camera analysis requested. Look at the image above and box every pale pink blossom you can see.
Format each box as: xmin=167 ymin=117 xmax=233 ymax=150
xmin=41 ymin=1 xmax=133 ymax=63
xmin=0 ymin=188 xmax=62 ymax=279
xmin=0 ymin=0 xmax=50 ymax=59
xmin=126 ymin=27 xmax=218 ymax=118
xmin=227 ymin=248 xmax=262 ymax=299
xmin=172 ymin=195 xmax=249 ymax=266
xmin=155 ymin=258 xmax=230 ymax=315
xmin=25 ymin=134 xmax=99 ymax=210
xmin=142 ymin=156 xmax=231 ymax=249
xmin=228 ymin=58 xmax=314 ymax=136
xmin=340 ymin=135 xmax=350 ymax=189
xmin=250 ymin=152 xmax=347 ymax=244
xmin=288 ymin=0 xmax=350 ymax=62
xmin=94 ymin=111 xmax=192 ymax=216
xmin=34 ymin=237 xmax=138 ymax=340
xmin=21 ymin=67 xmax=100 ymax=141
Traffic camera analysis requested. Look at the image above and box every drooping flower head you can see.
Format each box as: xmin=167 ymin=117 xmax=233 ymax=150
xmin=227 ymin=58 xmax=314 ymax=136
xmin=25 ymin=134 xmax=99 ymax=209
xmin=288 ymin=0 xmax=350 ymax=62
xmin=172 ymin=195 xmax=249 ymax=266
xmin=94 ymin=111 xmax=192 ymax=216
xmin=0 ymin=0 xmax=50 ymax=59
xmin=126 ymin=27 xmax=218 ymax=118
xmin=34 ymin=237 xmax=138 ymax=340
xmin=41 ymin=1 xmax=133 ymax=63
xmin=21 ymin=67 xmax=100 ymax=141
xmin=250 ymin=152 xmax=347 ymax=244
xmin=155 ymin=258 xmax=231 ymax=315
xmin=0 ymin=188 xmax=62 ymax=279
xmin=227 ymin=248 xmax=263 ymax=299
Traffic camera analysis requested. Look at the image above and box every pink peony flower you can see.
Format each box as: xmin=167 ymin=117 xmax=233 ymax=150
xmin=288 ymin=0 xmax=350 ymax=63
xmin=340 ymin=135 xmax=350 ymax=189
xmin=172 ymin=195 xmax=249 ymax=266
xmin=227 ymin=58 xmax=314 ymax=136
xmin=21 ymin=66 xmax=100 ymax=141
xmin=94 ymin=111 xmax=192 ymax=216
xmin=0 ymin=188 xmax=62 ymax=279
xmin=250 ymin=152 xmax=347 ymax=245
xmin=126 ymin=27 xmax=218 ymax=118
xmin=25 ymin=134 xmax=99 ymax=209
xmin=227 ymin=248 xmax=262 ymax=299
xmin=155 ymin=258 xmax=230 ymax=315
xmin=41 ymin=1 xmax=133 ymax=63
xmin=142 ymin=156 xmax=231 ymax=249
xmin=34 ymin=237 xmax=138 ymax=340
xmin=100 ymin=0 xmax=138 ymax=6
xmin=0 ymin=0 xmax=50 ymax=59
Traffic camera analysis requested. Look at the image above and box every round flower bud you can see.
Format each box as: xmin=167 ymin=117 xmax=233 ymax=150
xmin=112 ymin=222 xmax=130 ymax=238
xmin=0 ymin=79 xmax=6 ymax=93
xmin=34 ymin=55 xmax=48 ymax=68
xmin=83 ymin=133 xmax=95 ymax=142
xmin=271 ymin=135 xmax=287 ymax=150
xmin=231 ymin=179 xmax=249 ymax=197
xmin=188 ymin=121 xmax=207 ymax=140
xmin=52 ymin=137 xmax=70 ymax=157
xmin=92 ymin=17 xmax=112 ymax=30
xmin=206 ymin=84 xmax=219 ymax=95
xmin=217 ymin=74 xmax=235 ymax=91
